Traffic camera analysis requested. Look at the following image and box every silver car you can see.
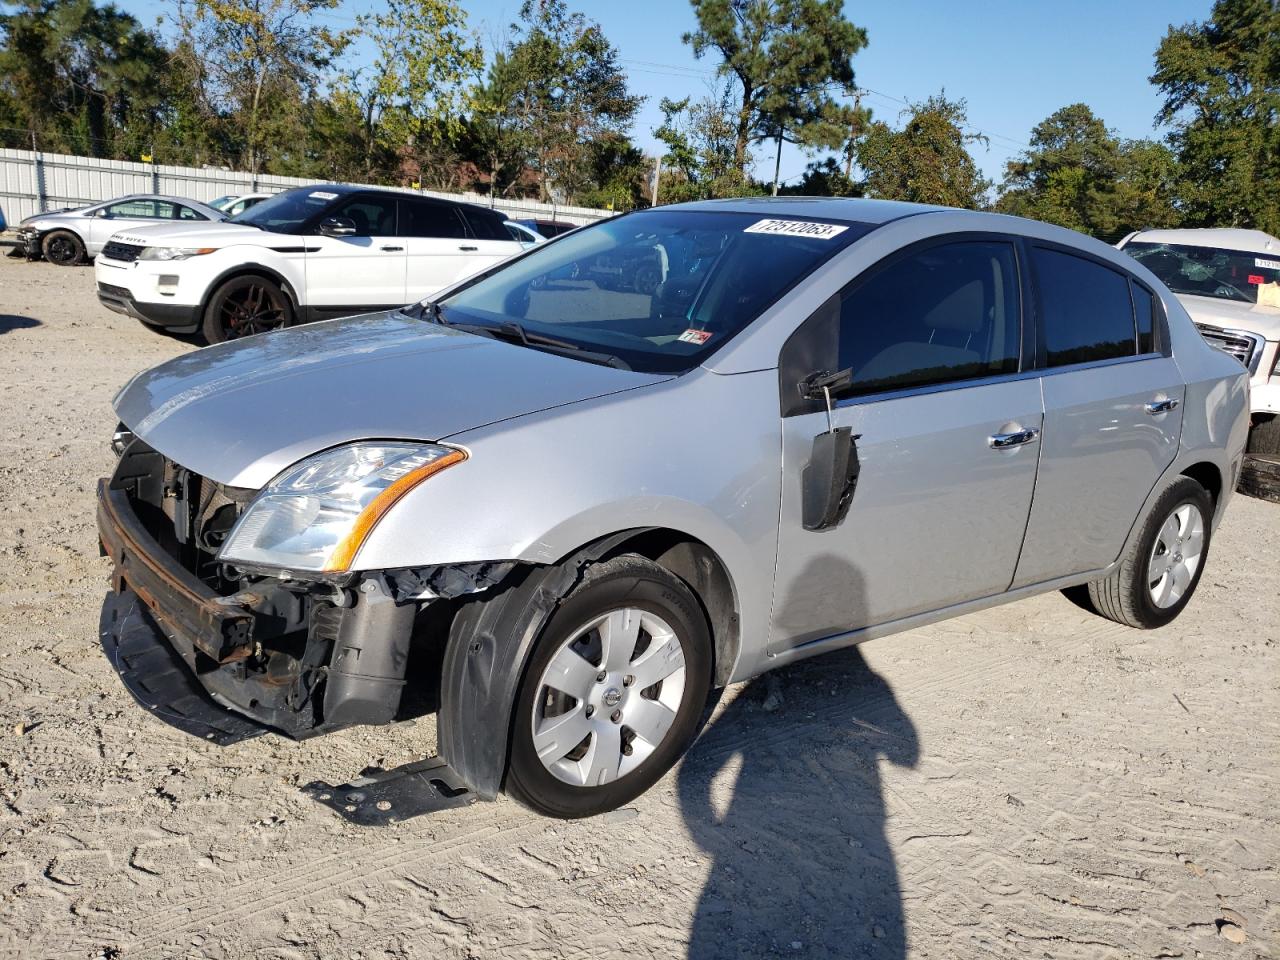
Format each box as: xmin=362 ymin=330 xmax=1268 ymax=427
xmin=96 ymin=198 xmax=1249 ymax=819
xmin=18 ymin=194 xmax=226 ymax=265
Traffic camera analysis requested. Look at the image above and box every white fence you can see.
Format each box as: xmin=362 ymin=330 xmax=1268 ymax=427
xmin=0 ymin=147 xmax=612 ymax=227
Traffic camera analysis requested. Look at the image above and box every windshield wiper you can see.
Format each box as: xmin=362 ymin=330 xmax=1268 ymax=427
xmin=446 ymin=320 xmax=631 ymax=369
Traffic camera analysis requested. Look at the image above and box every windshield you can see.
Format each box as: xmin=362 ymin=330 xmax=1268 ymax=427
xmin=229 ymin=187 xmax=339 ymax=232
xmin=210 ymin=195 xmax=235 ymax=210
xmin=1124 ymin=241 xmax=1280 ymax=304
xmin=441 ymin=209 xmax=868 ymax=373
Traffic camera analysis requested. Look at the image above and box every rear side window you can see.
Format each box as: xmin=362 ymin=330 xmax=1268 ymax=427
xmin=462 ymin=209 xmax=509 ymax=241
xmin=1131 ymin=281 xmax=1155 ymax=354
xmin=398 ymin=199 xmax=467 ymax=239
xmin=1033 ymin=248 xmax=1136 ymax=367
xmin=836 ymin=240 xmax=1022 ymax=397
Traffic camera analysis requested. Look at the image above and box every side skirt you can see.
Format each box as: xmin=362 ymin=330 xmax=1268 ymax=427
xmin=762 ymin=563 xmax=1120 ymax=673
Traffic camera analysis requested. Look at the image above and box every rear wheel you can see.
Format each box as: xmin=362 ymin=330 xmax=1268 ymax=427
xmin=1069 ymin=476 xmax=1212 ymax=628
xmin=506 ymin=554 xmax=712 ymax=818
xmin=42 ymin=230 xmax=85 ymax=266
xmin=202 ymin=276 xmax=292 ymax=343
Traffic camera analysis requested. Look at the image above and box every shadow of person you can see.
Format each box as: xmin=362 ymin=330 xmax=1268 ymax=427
xmin=0 ymin=315 xmax=40 ymax=334
xmin=679 ymin=645 xmax=919 ymax=959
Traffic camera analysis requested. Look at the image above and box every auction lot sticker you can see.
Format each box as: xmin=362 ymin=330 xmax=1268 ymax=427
xmin=744 ymin=219 xmax=848 ymax=240
xmin=1256 ymin=257 xmax=1280 ymax=270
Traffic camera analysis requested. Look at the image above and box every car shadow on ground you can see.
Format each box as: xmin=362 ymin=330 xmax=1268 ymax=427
xmin=0 ymin=315 xmax=40 ymax=334
xmin=679 ymin=556 xmax=918 ymax=959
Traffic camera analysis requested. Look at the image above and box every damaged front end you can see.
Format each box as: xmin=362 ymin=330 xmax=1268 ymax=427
xmin=97 ymin=436 xmax=514 ymax=743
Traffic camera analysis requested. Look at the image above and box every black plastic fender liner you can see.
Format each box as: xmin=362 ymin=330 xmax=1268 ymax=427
xmin=436 ymin=531 xmax=643 ymax=799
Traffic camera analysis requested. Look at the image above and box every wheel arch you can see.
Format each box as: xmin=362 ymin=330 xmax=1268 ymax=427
xmin=436 ymin=526 xmax=741 ymax=799
xmin=1180 ymin=460 xmax=1223 ymax=507
xmin=199 ymin=262 xmax=301 ymax=320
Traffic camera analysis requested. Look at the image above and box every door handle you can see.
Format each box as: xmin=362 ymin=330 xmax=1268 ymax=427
xmin=1145 ymin=397 xmax=1179 ymax=415
xmin=988 ymin=427 xmax=1040 ymax=449
xmin=458 ymin=245 xmax=478 ymax=251
xmin=380 ymin=245 xmax=404 ymax=252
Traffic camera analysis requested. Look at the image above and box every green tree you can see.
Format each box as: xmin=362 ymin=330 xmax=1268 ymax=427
xmin=1151 ymin=0 xmax=1280 ymax=234
xmin=858 ymin=94 xmax=990 ymax=208
xmin=468 ymin=48 xmax=536 ymax=198
xmin=0 ymin=0 xmax=172 ymax=157
xmin=174 ymin=0 xmax=351 ymax=174
xmin=347 ymin=0 xmax=482 ymax=186
xmin=653 ymin=84 xmax=754 ymax=201
xmin=682 ymin=0 xmax=866 ymax=176
xmin=997 ymin=103 xmax=1178 ymax=239
xmin=502 ymin=0 xmax=643 ymax=203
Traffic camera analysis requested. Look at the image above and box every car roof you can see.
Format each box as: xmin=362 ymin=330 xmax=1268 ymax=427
xmin=284 ymin=184 xmax=500 ymax=218
xmin=1129 ymin=226 xmax=1280 ymax=255
xmin=670 ymin=196 xmax=949 ymax=225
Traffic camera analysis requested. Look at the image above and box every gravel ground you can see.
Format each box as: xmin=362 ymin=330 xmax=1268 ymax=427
xmin=0 ymin=254 xmax=1277 ymax=960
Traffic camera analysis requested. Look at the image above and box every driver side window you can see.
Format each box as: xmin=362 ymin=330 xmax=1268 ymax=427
xmin=836 ymin=240 xmax=1022 ymax=398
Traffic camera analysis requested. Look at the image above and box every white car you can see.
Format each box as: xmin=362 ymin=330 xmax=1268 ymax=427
xmin=95 ymin=185 xmax=524 ymax=342
xmin=209 ymin=192 xmax=273 ymax=217
xmin=16 ymin=194 xmax=227 ymax=266
xmin=1119 ymin=228 xmax=1280 ymax=455
xmin=504 ymin=220 xmax=547 ymax=247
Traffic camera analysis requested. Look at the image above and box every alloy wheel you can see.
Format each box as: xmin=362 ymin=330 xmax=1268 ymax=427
xmin=1147 ymin=502 xmax=1205 ymax=608
xmin=221 ymin=283 xmax=287 ymax=337
xmin=530 ymin=607 xmax=687 ymax=787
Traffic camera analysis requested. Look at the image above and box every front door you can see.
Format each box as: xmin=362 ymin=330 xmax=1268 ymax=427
xmin=771 ymin=238 xmax=1042 ymax=652
xmin=305 ymin=193 xmax=406 ymax=317
xmin=1012 ymin=246 xmax=1184 ymax=586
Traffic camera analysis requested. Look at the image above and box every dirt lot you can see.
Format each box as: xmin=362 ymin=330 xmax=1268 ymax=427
xmin=0 ymin=254 xmax=1276 ymax=960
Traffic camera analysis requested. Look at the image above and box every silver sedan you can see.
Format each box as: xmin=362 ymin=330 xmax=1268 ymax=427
xmin=97 ymin=198 xmax=1249 ymax=818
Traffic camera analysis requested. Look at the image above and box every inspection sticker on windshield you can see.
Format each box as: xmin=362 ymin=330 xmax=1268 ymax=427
xmin=678 ymin=328 xmax=714 ymax=345
xmin=309 ymin=191 xmax=339 ymax=200
xmin=1256 ymin=257 xmax=1280 ymax=270
xmin=744 ymin=218 xmax=848 ymax=240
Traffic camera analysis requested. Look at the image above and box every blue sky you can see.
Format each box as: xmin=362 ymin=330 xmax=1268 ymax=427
xmin=120 ymin=0 xmax=1211 ymax=189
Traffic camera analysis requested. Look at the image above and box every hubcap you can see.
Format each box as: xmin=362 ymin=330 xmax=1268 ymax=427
xmin=1147 ymin=502 xmax=1205 ymax=609
xmin=531 ymin=607 xmax=687 ymax=787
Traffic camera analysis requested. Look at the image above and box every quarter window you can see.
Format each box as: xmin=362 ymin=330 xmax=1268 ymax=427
xmin=1033 ymin=248 xmax=1136 ymax=367
xmin=836 ymin=241 xmax=1021 ymax=397
xmin=1131 ymin=281 xmax=1156 ymax=354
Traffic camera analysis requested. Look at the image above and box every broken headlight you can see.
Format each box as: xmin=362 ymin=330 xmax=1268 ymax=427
xmin=218 ymin=443 xmax=466 ymax=574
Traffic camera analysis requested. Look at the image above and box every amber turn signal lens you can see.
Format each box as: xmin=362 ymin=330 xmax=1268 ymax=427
xmin=323 ymin=449 xmax=467 ymax=572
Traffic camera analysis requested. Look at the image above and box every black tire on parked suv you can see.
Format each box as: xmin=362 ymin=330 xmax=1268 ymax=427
xmin=1069 ymin=475 xmax=1213 ymax=629
xmin=42 ymin=230 xmax=85 ymax=266
xmin=1246 ymin=414 xmax=1280 ymax=458
xmin=1238 ymin=455 xmax=1280 ymax=503
xmin=202 ymin=275 xmax=293 ymax=344
xmin=505 ymin=554 xmax=713 ymax=818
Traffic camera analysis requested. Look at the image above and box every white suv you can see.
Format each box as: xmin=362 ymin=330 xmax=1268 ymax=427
xmin=1119 ymin=228 xmax=1280 ymax=456
xmin=94 ymin=185 xmax=524 ymax=342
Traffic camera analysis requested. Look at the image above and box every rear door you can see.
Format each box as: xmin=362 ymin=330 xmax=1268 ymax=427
xmin=455 ymin=208 xmax=525 ymax=280
xmin=1011 ymin=246 xmax=1183 ymax=587
xmin=401 ymin=198 xmax=477 ymax=301
xmin=771 ymin=237 xmax=1043 ymax=651
xmin=304 ymin=193 xmax=405 ymax=317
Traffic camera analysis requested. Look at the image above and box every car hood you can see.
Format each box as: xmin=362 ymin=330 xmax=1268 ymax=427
xmin=108 ymin=222 xmax=274 ymax=248
xmin=114 ymin=312 xmax=671 ymax=488
xmin=1177 ymin=293 xmax=1280 ymax=340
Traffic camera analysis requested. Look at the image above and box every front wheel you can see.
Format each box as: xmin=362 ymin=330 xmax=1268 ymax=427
xmin=202 ymin=276 xmax=293 ymax=343
xmin=42 ymin=230 xmax=85 ymax=266
xmin=506 ymin=554 xmax=712 ymax=818
xmin=1071 ymin=476 xmax=1212 ymax=629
